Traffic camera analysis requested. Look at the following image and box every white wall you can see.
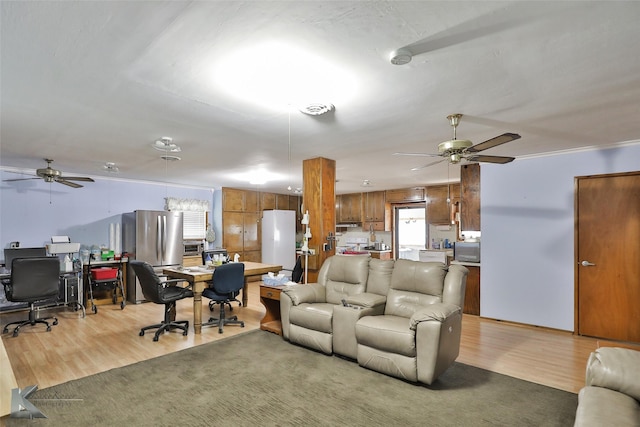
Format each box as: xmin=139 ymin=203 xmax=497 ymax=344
xmin=0 ymin=171 xmax=216 ymax=254
xmin=481 ymin=142 xmax=640 ymax=331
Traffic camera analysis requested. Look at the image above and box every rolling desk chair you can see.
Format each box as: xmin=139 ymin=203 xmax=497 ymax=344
xmin=201 ymin=249 xmax=241 ymax=312
xmin=2 ymin=257 xmax=60 ymax=337
xmin=202 ymin=263 xmax=245 ymax=334
xmin=129 ymin=260 xmax=194 ymax=342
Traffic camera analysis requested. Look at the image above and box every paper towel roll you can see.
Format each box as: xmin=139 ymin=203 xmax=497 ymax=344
xmin=109 ymin=223 xmax=115 ymax=251
xmin=115 ymin=223 xmax=121 ymax=255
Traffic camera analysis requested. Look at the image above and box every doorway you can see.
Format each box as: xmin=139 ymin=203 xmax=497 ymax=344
xmin=576 ymin=171 xmax=640 ymax=342
xmin=394 ymin=204 xmax=426 ymax=260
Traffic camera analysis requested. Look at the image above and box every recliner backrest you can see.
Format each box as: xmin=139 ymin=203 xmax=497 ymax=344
xmin=8 ymin=257 xmax=60 ymax=302
xmin=384 ymin=260 xmax=447 ymax=318
xmin=366 ymin=258 xmax=394 ymax=296
xmin=212 ymin=262 xmax=244 ymax=294
xmin=317 ymin=255 xmax=370 ymax=305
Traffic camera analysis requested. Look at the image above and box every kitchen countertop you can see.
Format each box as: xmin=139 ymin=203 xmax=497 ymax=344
xmin=450 ymin=260 xmax=481 ymax=267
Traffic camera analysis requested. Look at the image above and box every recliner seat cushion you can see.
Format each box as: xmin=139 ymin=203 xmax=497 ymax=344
xmin=355 ymin=315 xmax=416 ymax=358
xmin=289 ymin=303 xmax=334 ymax=334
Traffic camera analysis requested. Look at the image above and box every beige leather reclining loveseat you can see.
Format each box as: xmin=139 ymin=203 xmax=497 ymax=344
xmin=574 ymin=347 xmax=640 ymax=426
xmin=280 ymin=254 xmax=468 ymax=385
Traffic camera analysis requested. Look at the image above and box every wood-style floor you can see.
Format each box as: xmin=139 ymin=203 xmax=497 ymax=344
xmin=2 ymin=280 xmax=639 ymax=394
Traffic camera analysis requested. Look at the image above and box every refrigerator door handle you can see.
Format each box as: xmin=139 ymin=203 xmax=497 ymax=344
xmin=161 ymin=215 xmax=167 ymax=265
xmin=157 ymin=215 xmax=162 ymax=264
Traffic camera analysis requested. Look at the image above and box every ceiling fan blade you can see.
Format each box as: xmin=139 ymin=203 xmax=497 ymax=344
xmin=60 ymin=176 xmax=95 ymax=182
xmin=392 ymin=152 xmax=440 ymax=157
xmin=3 ymin=177 xmax=39 ymax=182
xmin=465 ymin=133 xmax=520 ymax=153
xmin=466 ymin=155 xmax=515 ymax=164
xmin=56 ymin=179 xmax=83 ymax=188
xmin=411 ymin=158 xmax=446 ymax=171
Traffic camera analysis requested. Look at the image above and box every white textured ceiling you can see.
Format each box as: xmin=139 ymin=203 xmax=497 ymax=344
xmin=1 ymin=1 xmax=639 ymax=194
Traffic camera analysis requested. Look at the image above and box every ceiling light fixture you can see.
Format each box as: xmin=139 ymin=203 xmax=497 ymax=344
xmin=104 ymin=162 xmax=119 ymax=173
xmin=390 ymin=48 xmax=413 ymax=65
xmin=299 ymin=103 xmax=334 ymax=116
xmin=361 ymin=179 xmax=372 ymax=187
xmin=152 ymin=136 xmax=181 ymax=153
xmin=160 ymin=155 xmax=181 ymax=161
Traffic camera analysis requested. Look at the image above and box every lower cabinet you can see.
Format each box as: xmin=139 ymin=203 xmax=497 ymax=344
xmin=464 ymin=266 xmax=480 ymax=315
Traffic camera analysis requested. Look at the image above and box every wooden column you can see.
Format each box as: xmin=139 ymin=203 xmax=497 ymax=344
xmin=302 ymin=157 xmax=336 ymax=283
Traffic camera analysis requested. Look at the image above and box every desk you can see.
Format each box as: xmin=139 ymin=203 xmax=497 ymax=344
xmin=163 ymin=261 xmax=282 ymax=334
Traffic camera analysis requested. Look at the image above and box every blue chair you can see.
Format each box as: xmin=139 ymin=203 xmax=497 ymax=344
xmin=202 ymin=263 xmax=245 ymax=334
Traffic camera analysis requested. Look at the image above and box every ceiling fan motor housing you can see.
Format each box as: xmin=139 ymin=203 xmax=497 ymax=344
xmin=438 ymin=139 xmax=473 ymax=163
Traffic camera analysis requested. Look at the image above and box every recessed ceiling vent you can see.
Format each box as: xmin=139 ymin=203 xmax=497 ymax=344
xmin=299 ymin=103 xmax=334 ymax=116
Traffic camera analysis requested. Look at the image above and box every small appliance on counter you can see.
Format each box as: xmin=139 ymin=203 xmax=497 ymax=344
xmin=453 ymin=242 xmax=480 ymax=263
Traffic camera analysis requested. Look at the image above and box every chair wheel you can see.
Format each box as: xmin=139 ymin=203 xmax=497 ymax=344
xmin=153 ymin=336 xmax=159 ymax=342
xmin=12 ymin=330 xmax=18 ymax=337
xmin=53 ymin=319 xmax=58 ymax=325
xmin=241 ymin=324 xmax=245 ymax=328
xmin=46 ymin=326 xmax=51 ymax=332
xmin=92 ymin=306 xmax=98 ymax=314
xmin=139 ymin=331 xmax=145 ymax=336
xmin=218 ymin=330 xmax=223 ymax=334
xmin=120 ymin=302 xmax=125 ymax=309
xmin=182 ymin=330 xmax=188 ymax=336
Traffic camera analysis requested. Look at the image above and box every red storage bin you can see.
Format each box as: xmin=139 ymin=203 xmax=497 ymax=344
xmin=91 ymin=267 xmax=118 ymax=280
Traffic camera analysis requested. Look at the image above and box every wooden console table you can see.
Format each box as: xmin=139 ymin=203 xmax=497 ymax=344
xmin=260 ymin=284 xmax=285 ymax=335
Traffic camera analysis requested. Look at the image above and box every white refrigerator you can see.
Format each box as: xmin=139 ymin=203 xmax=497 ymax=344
xmin=261 ymin=210 xmax=296 ymax=271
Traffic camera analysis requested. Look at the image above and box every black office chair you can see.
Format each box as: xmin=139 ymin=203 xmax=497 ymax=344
xmin=2 ymin=257 xmax=60 ymax=337
xmin=202 ymin=263 xmax=245 ymax=334
xmin=202 ymin=250 xmax=241 ymax=312
xmin=129 ymin=260 xmax=194 ymax=342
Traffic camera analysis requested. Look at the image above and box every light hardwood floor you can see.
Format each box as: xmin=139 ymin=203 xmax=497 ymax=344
xmin=2 ymin=280 xmax=639 ymax=394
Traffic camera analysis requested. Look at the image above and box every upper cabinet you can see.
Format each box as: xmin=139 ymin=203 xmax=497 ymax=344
xmin=460 ymin=164 xmax=480 ymax=231
xmin=385 ymin=187 xmax=425 ymax=203
xmin=223 ymin=187 xmax=258 ymax=212
xmin=338 ymin=192 xmax=362 ymax=223
xmin=362 ymin=191 xmax=386 ymax=231
xmin=426 ymin=184 xmax=460 ymax=225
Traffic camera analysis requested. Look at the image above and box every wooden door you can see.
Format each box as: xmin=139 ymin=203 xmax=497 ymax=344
xmin=222 ymin=211 xmax=244 ymax=253
xmin=576 ymin=172 xmax=640 ymax=342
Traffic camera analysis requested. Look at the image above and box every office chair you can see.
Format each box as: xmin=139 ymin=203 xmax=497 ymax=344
xmin=129 ymin=260 xmax=194 ymax=342
xmin=202 ymin=250 xmax=241 ymax=312
xmin=2 ymin=257 xmax=60 ymax=337
xmin=202 ymin=263 xmax=245 ymax=334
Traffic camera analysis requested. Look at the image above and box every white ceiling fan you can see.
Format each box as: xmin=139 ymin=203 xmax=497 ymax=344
xmin=394 ymin=114 xmax=521 ymax=171
xmin=4 ymin=158 xmax=95 ymax=188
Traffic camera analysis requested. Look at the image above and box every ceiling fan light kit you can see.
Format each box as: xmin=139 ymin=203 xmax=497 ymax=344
xmin=152 ymin=136 xmax=182 ymax=152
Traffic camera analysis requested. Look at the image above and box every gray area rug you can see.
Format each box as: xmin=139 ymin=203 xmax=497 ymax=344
xmin=8 ymin=330 xmax=577 ymax=426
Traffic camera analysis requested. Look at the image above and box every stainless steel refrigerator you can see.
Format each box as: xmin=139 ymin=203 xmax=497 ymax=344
xmin=122 ymin=210 xmax=183 ymax=303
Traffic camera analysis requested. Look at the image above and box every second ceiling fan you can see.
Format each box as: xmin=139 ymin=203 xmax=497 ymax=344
xmin=394 ymin=114 xmax=521 ymax=171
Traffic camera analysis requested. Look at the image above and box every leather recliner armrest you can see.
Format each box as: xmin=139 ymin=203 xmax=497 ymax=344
xmin=585 ymin=347 xmax=640 ymax=401
xmin=409 ymin=302 xmax=461 ymax=330
xmin=345 ymin=292 xmax=386 ymax=309
xmin=282 ymin=283 xmax=326 ymax=305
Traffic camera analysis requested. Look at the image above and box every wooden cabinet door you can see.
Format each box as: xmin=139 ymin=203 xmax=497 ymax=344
xmin=385 ymin=187 xmax=425 ymax=203
xmin=464 ymin=266 xmax=480 ymax=315
xmin=340 ymin=193 xmax=362 ymax=222
xmin=261 ymin=192 xmax=276 ymax=211
xmin=243 ymin=211 xmax=261 ymax=252
xmin=460 ymin=164 xmax=480 ymax=231
xmin=222 ymin=211 xmax=244 ymax=253
xmin=223 ymin=188 xmax=245 ymax=211
xmin=276 ymin=194 xmax=289 ymax=210
xmin=364 ymin=191 xmax=385 ymax=221
xmin=426 ymin=185 xmax=450 ymax=224
xmin=245 ymin=190 xmax=258 ymax=212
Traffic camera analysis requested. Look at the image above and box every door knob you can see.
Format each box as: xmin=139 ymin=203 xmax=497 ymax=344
xmin=580 ymin=260 xmax=596 ymax=267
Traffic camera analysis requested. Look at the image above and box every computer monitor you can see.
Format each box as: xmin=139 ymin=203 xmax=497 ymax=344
xmin=3 ymin=247 xmax=48 ymax=269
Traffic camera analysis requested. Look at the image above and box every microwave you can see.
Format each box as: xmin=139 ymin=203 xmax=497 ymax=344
xmin=454 ymin=242 xmax=480 ymax=263
xmin=183 ymin=241 xmax=204 ymax=256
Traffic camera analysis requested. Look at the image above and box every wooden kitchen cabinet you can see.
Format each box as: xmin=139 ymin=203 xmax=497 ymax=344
xmin=463 ymin=265 xmax=480 ymax=315
xmin=223 ymin=187 xmax=258 ymax=212
xmin=460 ymin=164 xmax=480 ymax=231
xmin=338 ymin=192 xmax=362 ymax=223
xmin=426 ymin=185 xmax=450 ymax=224
xmin=362 ymin=190 xmax=386 ymax=232
xmin=276 ymin=194 xmax=290 ymax=210
xmin=385 ymin=187 xmax=425 ymax=203
xmin=260 ymin=192 xmax=276 ymax=211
